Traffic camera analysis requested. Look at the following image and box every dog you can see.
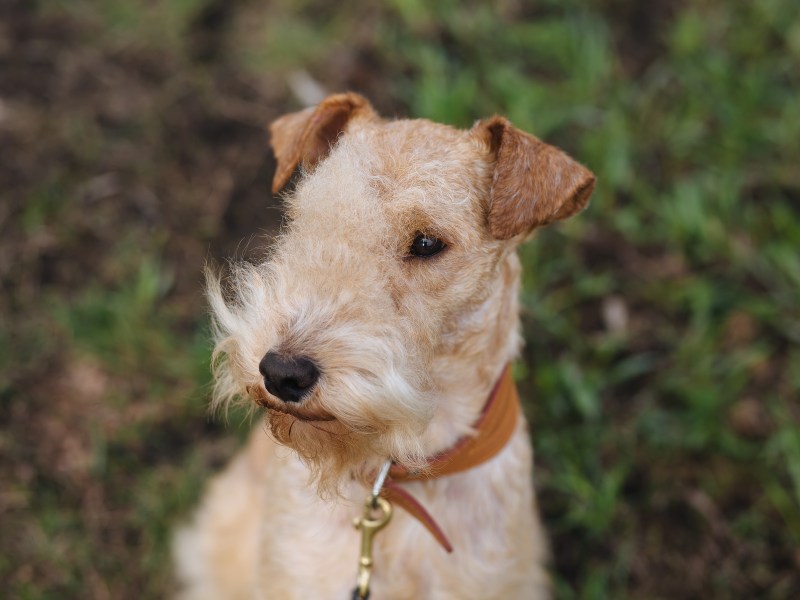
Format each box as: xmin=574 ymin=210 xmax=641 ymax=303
xmin=173 ymin=93 xmax=595 ymax=599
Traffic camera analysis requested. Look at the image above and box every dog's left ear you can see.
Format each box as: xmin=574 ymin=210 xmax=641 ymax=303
xmin=472 ymin=116 xmax=596 ymax=240
xmin=269 ymin=92 xmax=376 ymax=193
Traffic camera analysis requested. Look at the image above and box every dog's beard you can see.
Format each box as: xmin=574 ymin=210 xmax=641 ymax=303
xmin=267 ymin=375 xmax=433 ymax=497
xmin=268 ymin=413 xmax=369 ymax=496
xmin=211 ymin=322 xmax=436 ymax=496
xmin=207 ymin=262 xmax=438 ymax=494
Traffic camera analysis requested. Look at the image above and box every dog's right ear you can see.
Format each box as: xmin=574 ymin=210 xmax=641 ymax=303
xmin=269 ymin=93 xmax=376 ymax=194
xmin=472 ymin=116 xmax=596 ymax=240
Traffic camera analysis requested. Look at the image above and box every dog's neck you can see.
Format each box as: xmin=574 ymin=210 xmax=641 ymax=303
xmin=422 ymin=251 xmax=522 ymax=457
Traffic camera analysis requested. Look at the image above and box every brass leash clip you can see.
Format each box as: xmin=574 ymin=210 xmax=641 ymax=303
xmin=352 ymin=460 xmax=393 ymax=600
xmin=352 ymin=495 xmax=392 ymax=599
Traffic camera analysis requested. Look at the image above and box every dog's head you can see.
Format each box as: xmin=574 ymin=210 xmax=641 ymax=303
xmin=209 ymin=93 xmax=594 ymax=492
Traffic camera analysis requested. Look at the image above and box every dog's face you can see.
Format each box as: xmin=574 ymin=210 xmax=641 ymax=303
xmin=209 ymin=94 xmax=594 ymax=492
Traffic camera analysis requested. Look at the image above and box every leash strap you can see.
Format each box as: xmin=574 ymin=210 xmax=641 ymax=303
xmin=380 ymin=481 xmax=453 ymax=552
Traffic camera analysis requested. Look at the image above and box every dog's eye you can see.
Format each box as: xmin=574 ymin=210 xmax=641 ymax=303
xmin=409 ymin=233 xmax=445 ymax=257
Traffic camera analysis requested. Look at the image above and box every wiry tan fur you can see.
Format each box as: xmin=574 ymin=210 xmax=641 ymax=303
xmin=173 ymin=93 xmax=594 ymax=599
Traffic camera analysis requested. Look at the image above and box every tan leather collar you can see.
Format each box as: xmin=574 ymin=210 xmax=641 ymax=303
xmin=379 ymin=364 xmax=521 ymax=552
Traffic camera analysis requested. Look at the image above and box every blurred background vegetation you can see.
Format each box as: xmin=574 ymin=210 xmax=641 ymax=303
xmin=1 ymin=0 xmax=798 ymax=598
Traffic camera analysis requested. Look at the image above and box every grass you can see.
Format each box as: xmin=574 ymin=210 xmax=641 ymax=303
xmin=1 ymin=0 xmax=798 ymax=598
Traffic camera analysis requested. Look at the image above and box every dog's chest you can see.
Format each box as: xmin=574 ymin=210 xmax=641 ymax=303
xmin=256 ymin=456 xmax=540 ymax=599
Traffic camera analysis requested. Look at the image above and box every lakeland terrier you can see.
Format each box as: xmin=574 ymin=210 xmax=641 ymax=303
xmin=174 ymin=93 xmax=595 ymax=599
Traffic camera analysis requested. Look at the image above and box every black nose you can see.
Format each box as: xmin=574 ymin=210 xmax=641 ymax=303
xmin=258 ymin=351 xmax=320 ymax=403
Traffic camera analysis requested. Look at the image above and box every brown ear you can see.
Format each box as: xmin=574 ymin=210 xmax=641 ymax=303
xmin=269 ymin=92 xmax=376 ymax=194
xmin=473 ymin=116 xmax=596 ymax=240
